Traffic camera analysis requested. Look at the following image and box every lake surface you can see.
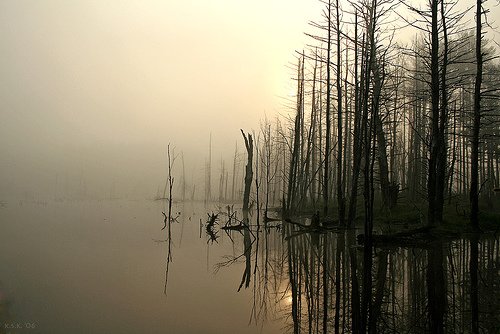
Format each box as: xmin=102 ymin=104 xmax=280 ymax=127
xmin=0 ymin=200 xmax=498 ymax=333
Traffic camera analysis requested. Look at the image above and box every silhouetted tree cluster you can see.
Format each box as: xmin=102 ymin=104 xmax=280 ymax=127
xmin=224 ymin=2 xmax=498 ymax=332
xmin=228 ymin=0 xmax=500 ymax=230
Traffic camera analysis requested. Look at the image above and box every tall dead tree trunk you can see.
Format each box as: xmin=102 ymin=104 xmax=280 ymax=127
xmin=436 ymin=0 xmax=450 ymax=222
xmin=346 ymin=10 xmax=362 ymax=333
xmin=324 ymin=0 xmax=332 ymax=216
xmin=336 ymin=0 xmax=346 ymax=225
xmin=470 ymin=1 xmax=484 ymax=333
xmin=262 ymin=122 xmax=273 ymax=218
xmin=427 ymin=0 xmax=443 ymax=226
xmin=347 ymin=11 xmax=362 ymax=228
xmin=344 ymin=42 xmax=351 ymax=201
xmin=310 ymin=51 xmax=319 ymax=208
xmin=241 ymin=130 xmax=254 ymax=221
xmin=372 ymin=50 xmax=398 ymax=210
xmin=470 ymin=0 xmax=483 ymax=229
xmin=361 ymin=1 xmax=377 ymax=331
xmin=254 ymin=132 xmax=261 ymax=226
xmin=409 ymin=45 xmax=423 ymax=201
xmin=286 ymin=56 xmax=304 ymax=213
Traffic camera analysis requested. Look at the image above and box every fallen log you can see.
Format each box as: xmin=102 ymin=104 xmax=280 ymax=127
xmin=357 ymin=226 xmax=460 ymax=249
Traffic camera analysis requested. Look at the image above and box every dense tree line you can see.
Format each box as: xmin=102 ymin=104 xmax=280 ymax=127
xmin=226 ymin=0 xmax=500 ymax=228
xmin=199 ymin=2 xmax=500 ymax=333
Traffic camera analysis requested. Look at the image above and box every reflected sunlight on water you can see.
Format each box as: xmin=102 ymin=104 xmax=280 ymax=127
xmin=0 ymin=200 xmax=285 ymax=334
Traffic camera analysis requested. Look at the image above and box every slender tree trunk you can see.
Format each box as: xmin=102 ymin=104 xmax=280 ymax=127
xmin=470 ymin=0 xmax=483 ymax=229
xmin=241 ymin=130 xmax=254 ymax=220
xmin=449 ymin=102 xmax=457 ymax=202
xmin=254 ymin=133 xmax=260 ymax=226
xmin=336 ymin=0 xmax=345 ymax=225
xmin=347 ymin=11 xmax=362 ymax=228
xmin=372 ymin=57 xmax=394 ymax=210
xmin=427 ymin=0 xmax=441 ymax=226
xmin=361 ymin=2 xmax=377 ymax=331
xmin=311 ymin=51 xmax=319 ymax=208
xmin=324 ymin=0 xmax=332 ymax=216
xmin=286 ymin=56 xmax=304 ymax=212
xmin=436 ymin=0 xmax=449 ymax=222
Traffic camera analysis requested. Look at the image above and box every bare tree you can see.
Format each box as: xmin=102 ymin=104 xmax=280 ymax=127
xmin=470 ymin=0 xmax=485 ymax=229
xmin=241 ymin=130 xmax=254 ymax=221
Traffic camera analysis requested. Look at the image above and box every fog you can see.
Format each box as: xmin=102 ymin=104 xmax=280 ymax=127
xmin=1 ymin=0 xmax=499 ymax=200
xmin=1 ymin=2 xmax=500 ymax=333
xmin=0 ymin=0 xmax=323 ymax=200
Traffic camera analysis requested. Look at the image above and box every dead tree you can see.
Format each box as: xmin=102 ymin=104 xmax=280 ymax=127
xmin=241 ymin=130 xmax=254 ymax=221
xmin=470 ymin=1 xmax=485 ymax=332
xmin=361 ymin=1 xmax=378 ymax=331
xmin=336 ymin=0 xmax=346 ymax=225
xmin=426 ymin=0 xmax=449 ymax=227
xmin=347 ymin=10 xmax=362 ymax=228
xmin=286 ymin=55 xmax=305 ymax=213
xmin=470 ymin=0 xmax=484 ymax=229
xmin=372 ymin=44 xmax=398 ymax=211
xmin=324 ymin=0 xmax=333 ymax=216
xmin=162 ymin=144 xmax=175 ymax=295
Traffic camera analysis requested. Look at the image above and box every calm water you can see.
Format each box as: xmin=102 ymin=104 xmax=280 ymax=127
xmin=0 ymin=200 xmax=498 ymax=333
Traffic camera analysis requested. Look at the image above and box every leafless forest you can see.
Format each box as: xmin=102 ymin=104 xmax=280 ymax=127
xmin=197 ymin=2 xmax=500 ymax=332
xmin=202 ymin=0 xmax=500 ymax=230
xmin=1 ymin=1 xmax=499 ymax=334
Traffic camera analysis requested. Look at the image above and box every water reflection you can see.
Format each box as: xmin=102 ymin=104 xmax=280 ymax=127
xmin=205 ymin=212 xmax=220 ymax=244
xmin=200 ymin=211 xmax=499 ymax=333
xmin=0 ymin=283 xmax=11 ymax=334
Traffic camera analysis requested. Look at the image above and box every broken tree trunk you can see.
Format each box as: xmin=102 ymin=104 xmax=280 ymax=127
xmin=241 ymin=130 xmax=254 ymax=221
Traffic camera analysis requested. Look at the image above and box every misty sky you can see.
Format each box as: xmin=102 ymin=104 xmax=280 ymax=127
xmin=0 ymin=0 xmax=324 ymax=199
xmin=0 ymin=0 xmax=498 ymax=200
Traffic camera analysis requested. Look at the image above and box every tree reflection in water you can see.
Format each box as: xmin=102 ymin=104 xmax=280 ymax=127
xmin=203 ymin=216 xmax=499 ymax=333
